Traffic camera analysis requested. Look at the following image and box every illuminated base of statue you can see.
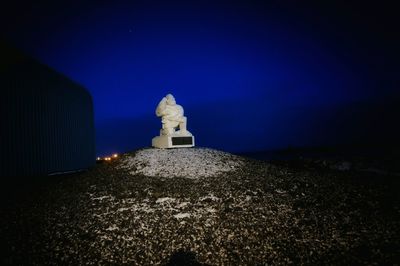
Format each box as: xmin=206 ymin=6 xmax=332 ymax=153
xmin=152 ymin=131 xmax=195 ymax=149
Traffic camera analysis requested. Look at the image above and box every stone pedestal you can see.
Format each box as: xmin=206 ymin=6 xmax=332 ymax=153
xmin=152 ymin=134 xmax=195 ymax=149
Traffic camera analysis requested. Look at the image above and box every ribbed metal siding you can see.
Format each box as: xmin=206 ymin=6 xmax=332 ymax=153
xmin=0 ymin=43 xmax=95 ymax=176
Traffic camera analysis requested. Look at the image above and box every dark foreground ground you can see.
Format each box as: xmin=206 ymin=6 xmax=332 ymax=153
xmin=1 ymin=148 xmax=399 ymax=265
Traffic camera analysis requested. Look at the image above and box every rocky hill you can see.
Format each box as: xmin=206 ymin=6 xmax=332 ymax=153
xmin=1 ymin=147 xmax=399 ymax=265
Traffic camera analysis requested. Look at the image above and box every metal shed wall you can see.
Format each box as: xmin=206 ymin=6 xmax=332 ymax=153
xmin=0 ymin=41 xmax=95 ymax=176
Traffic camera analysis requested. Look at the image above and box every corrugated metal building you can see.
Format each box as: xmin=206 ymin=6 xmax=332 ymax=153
xmin=0 ymin=41 xmax=95 ymax=176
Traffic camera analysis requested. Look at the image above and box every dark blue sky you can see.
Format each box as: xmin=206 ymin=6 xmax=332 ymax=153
xmin=1 ymin=0 xmax=399 ymax=156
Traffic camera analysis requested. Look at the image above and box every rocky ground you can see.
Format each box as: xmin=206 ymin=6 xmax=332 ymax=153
xmin=1 ymin=147 xmax=399 ymax=265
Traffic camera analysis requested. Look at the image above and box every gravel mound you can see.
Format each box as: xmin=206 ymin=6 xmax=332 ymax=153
xmin=1 ymin=148 xmax=399 ymax=265
xmin=117 ymin=147 xmax=244 ymax=178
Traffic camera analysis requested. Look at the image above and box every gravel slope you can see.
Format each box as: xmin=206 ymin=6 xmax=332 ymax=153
xmin=1 ymin=147 xmax=399 ymax=265
xmin=117 ymin=148 xmax=244 ymax=178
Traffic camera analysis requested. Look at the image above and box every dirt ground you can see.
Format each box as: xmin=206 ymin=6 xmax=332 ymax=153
xmin=1 ymin=148 xmax=399 ymax=265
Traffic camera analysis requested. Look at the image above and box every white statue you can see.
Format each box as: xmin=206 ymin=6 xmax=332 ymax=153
xmin=156 ymin=94 xmax=188 ymax=136
xmin=152 ymin=94 xmax=194 ymax=148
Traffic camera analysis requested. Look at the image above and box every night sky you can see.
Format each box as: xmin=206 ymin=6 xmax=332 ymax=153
xmin=1 ymin=0 xmax=399 ymax=156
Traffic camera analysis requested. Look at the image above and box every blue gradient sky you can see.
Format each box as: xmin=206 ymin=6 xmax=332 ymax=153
xmin=2 ymin=0 xmax=399 ymax=156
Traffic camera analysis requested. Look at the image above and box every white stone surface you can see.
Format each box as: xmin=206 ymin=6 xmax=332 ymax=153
xmin=152 ymin=134 xmax=195 ymax=149
xmin=155 ymin=197 xmax=175 ymax=204
xmin=152 ymin=94 xmax=194 ymax=148
xmin=117 ymin=148 xmax=244 ymax=178
xmin=173 ymin=213 xmax=191 ymax=219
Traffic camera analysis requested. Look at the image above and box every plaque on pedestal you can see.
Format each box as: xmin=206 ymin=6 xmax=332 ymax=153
xmin=152 ymin=135 xmax=195 ymax=149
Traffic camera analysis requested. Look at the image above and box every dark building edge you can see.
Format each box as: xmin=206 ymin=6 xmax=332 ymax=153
xmin=0 ymin=40 xmax=96 ymax=177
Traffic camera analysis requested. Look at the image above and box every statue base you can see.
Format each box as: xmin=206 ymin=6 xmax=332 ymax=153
xmin=152 ymin=134 xmax=195 ymax=149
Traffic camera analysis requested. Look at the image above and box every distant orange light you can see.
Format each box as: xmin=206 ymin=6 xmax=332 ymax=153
xmin=113 ymin=154 xmax=118 ymax=158
xmin=105 ymin=157 xmax=111 ymax=161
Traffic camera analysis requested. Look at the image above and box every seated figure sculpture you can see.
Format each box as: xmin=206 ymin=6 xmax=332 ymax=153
xmin=156 ymin=94 xmax=188 ymax=136
xmin=152 ymin=94 xmax=195 ymax=148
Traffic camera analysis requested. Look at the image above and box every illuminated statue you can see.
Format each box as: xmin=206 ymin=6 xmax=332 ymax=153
xmin=156 ymin=94 xmax=188 ymax=135
xmin=152 ymin=94 xmax=195 ymax=148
